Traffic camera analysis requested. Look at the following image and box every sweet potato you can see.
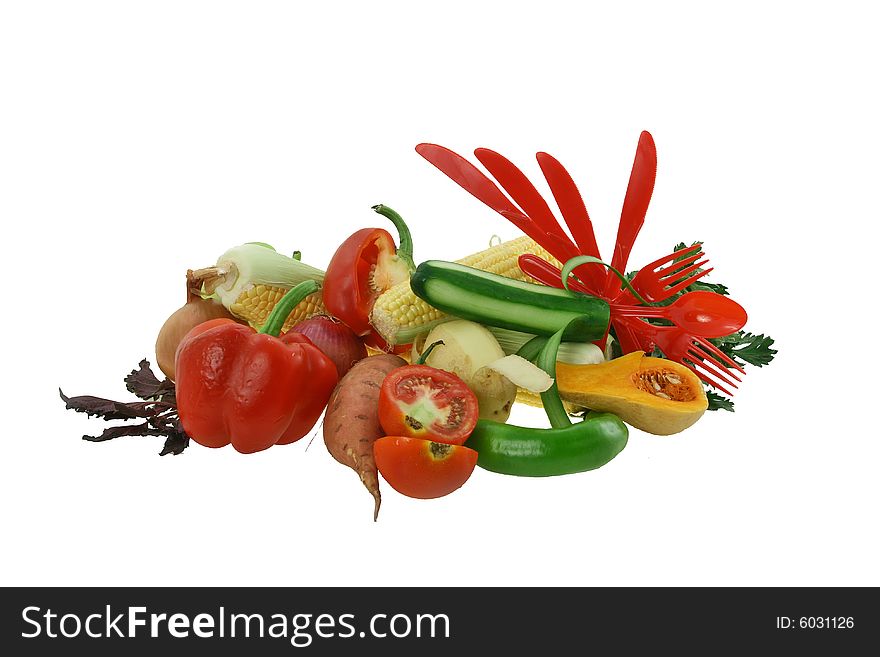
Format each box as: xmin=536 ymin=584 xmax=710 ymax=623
xmin=323 ymin=353 xmax=406 ymax=520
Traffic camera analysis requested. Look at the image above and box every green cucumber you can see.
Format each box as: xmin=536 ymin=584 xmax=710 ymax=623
xmin=409 ymin=260 xmax=610 ymax=341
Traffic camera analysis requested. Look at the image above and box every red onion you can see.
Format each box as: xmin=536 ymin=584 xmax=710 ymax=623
xmin=289 ymin=315 xmax=367 ymax=378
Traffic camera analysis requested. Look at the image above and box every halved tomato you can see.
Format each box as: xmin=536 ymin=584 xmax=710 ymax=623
xmin=374 ymin=436 xmax=478 ymax=499
xmin=378 ymin=365 xmax=479 ymax=445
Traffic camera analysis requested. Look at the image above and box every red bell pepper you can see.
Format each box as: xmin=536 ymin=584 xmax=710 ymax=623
xmin=322 ymin=205 xmax=415 ymax=342
xmin=174 ymin=281 xmax=338 ymax=454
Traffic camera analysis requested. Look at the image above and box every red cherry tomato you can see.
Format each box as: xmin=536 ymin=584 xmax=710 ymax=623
xmin=374 ymin=436 xmax=478 ymax=499
xmin=378 ymin=365 xmax=479 ymax=445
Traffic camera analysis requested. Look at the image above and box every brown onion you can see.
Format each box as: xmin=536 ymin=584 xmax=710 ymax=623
xmin=155 ymin=270 xmax=239 ymax=380
xmin=289 ymin=315 xmax=367 ymax=378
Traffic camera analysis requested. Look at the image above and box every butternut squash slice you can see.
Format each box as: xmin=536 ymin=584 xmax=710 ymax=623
xmin=554 ymin=352 xmax=707 ymax=435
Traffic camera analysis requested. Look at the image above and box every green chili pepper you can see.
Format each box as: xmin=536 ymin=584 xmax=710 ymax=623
xmin=465 ymin=412 xmax=628 ymax=477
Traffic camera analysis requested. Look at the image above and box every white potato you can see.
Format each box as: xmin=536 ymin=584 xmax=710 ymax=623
xmin=419 ymin=320 xmax=517 ymax=422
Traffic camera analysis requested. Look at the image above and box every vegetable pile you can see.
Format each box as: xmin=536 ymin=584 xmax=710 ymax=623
xmin=61 ymin=133 xmax=776 ymax=519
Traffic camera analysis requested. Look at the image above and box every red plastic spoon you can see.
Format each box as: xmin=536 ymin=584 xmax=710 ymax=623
xmin=611 ymin=291 xmax=748 ymax=339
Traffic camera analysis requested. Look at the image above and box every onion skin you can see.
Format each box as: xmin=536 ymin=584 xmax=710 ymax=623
xmin=289 ymin=315 xmax=367 ymax=378
xmin=155 ymin=270 xmax=239 ymax=381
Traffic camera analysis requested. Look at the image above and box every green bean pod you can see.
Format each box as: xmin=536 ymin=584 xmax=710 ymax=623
xmin=466 ymin=413 xmax=628 ymax=477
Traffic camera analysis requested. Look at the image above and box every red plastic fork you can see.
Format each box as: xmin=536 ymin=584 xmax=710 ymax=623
xmin=617 ymin=317 xmax=746 ymax=395
xmin=520 ymin=243 xmax=713 ymax=307
xmin=617 ymin=244 xmax=713 ymax=304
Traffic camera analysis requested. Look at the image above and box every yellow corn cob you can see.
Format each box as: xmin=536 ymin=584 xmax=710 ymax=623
xmin=229 ymin=285 xmax=326 ymax=333
xmin=195 ymin=243 xmax=326 ymax=331
xmin=370 ymin=236 xmax=560 ymax=345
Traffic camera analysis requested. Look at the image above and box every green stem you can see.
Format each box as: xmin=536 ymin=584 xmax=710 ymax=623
xmin=417 ymin=340 xmax=445 ymax=365
xmin=372 ymin=204 xmax=416 ymax=272
xmin=515 ymin=335 xmax=548 ymax=363
xmin=258 ymin=280 xmax=321 ymax=337
xmin=536 ymin=326 xmax=571 ymax=429
xmin=561 ymin=255 xmax=652 ymax=305
xmin=517 ymin=322 xmax=596 ymax=428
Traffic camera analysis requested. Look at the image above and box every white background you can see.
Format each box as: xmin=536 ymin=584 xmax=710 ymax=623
xmin=1 ymin=1 xmax=877 ymax=587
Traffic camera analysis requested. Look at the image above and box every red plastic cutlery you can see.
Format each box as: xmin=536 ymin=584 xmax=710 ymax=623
xmin=604 ymin=131 xmax=656 ymax=298
xmin=518 ymin=253 xmax=597 ymax=296
xmin=611 ymin=291 xmax=748 ymax=339
xmin=621 ymin=244 xmax=713 ymax=304
xmin=416 ymin=133 xmax=749 ymax=394
xmin=616 ymin=317 xmax=746 ymax=395
xmin=415 ymin=143 xmax=578 ymax=266
xmin=535 ymin=151 xmax=605 ymax=292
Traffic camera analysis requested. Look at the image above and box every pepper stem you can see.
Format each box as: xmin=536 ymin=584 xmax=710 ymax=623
xmin=372 ymin=204 xmax=416 ymax=272
xmin=258 ymin=280 xmax=321 ymax=337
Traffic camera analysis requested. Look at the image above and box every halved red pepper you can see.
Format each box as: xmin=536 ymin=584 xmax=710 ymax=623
xmin=322 ymin=205 xmax=415 ymax=343
xmin=174 ymin=281 xmax=338 ymax=454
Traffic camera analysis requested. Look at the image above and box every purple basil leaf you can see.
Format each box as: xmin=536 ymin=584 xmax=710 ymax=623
xmin=160 ymin=431 xmax=190 ymax=456
xmin=124 ymin=359 xmax=176 ymax=402
xmin=63 ymin=360 xmax=190 ymax=456
xmin=60 ymin=390 xmax=161 ymax=420
xmin=82 ymin=422 xmax=166 ymax=442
